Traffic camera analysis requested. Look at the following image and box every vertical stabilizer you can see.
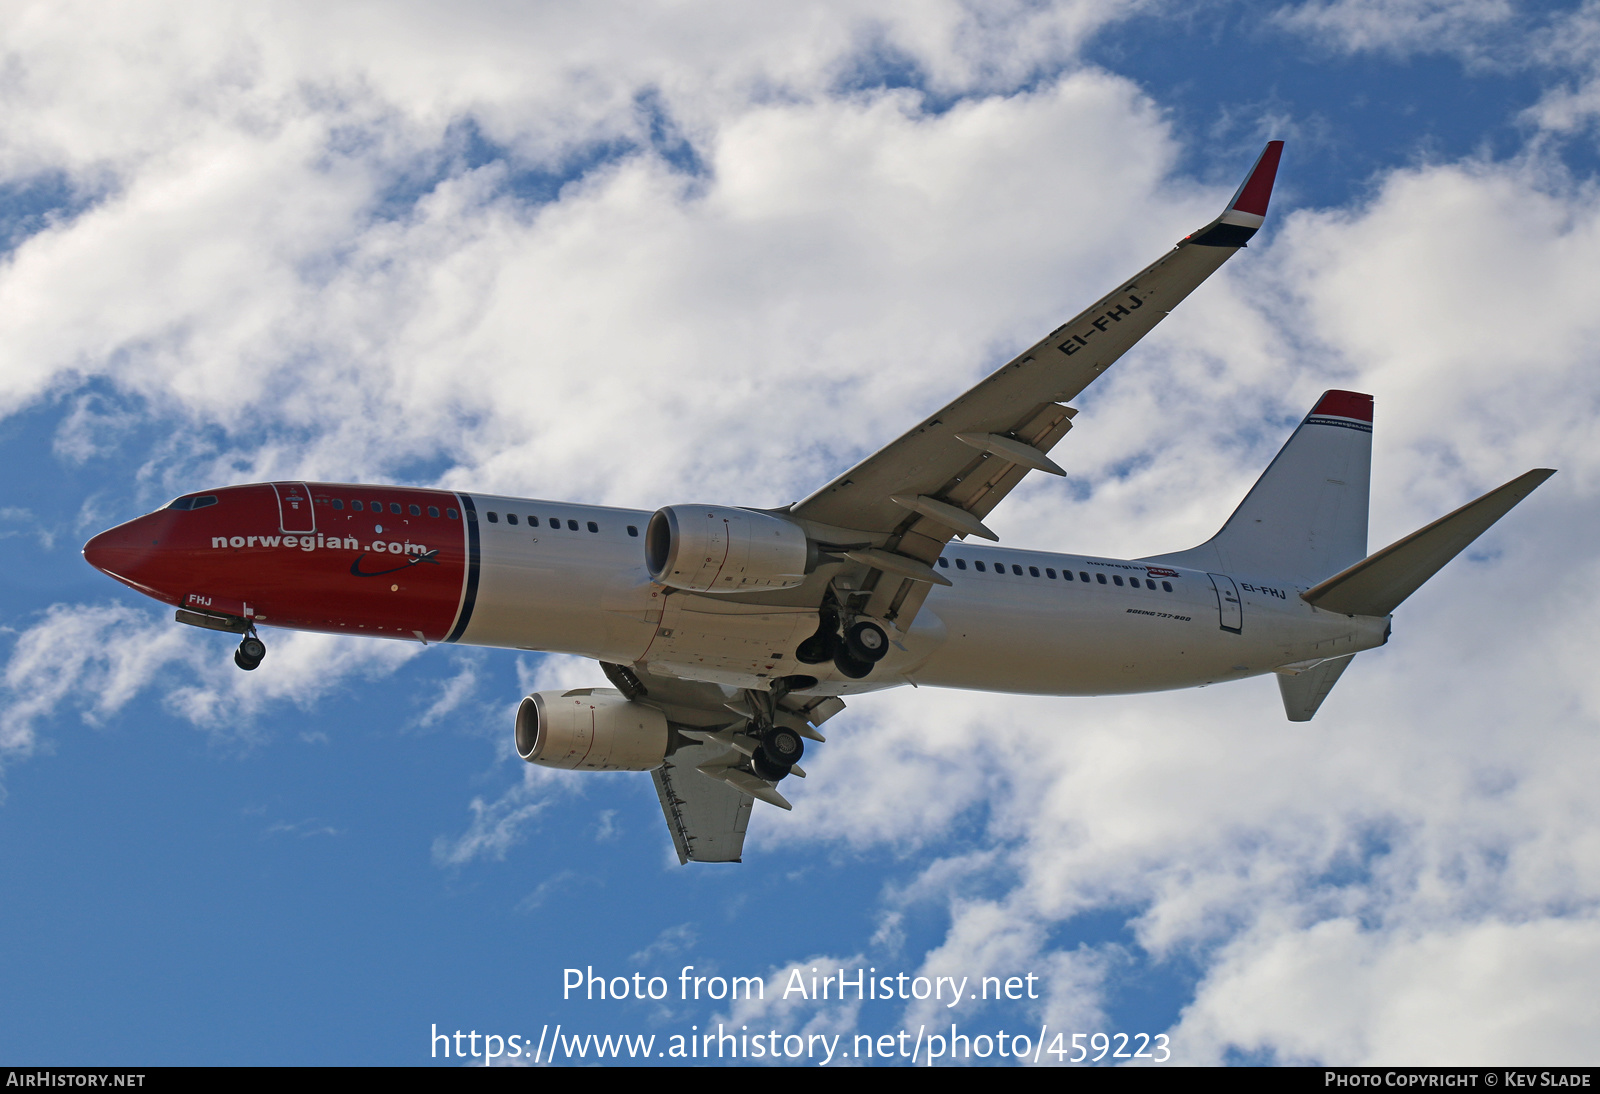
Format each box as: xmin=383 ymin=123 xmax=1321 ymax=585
xmin=1143 ymin=391 xmax=1373 ymax=584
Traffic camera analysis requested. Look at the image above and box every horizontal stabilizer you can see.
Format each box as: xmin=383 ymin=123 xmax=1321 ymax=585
xmin=1278 ymin=654 xmax=1355 ymax=722
xmin=1303 ymin=469 xmax=1555 ymax=617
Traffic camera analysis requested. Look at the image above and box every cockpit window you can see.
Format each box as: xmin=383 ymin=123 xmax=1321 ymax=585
xmin=166 ymin=495 xmax=218 ymax=511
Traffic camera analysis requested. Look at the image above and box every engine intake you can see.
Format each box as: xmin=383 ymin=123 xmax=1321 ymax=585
xmin=515 ymin=688 xmax=669 ymax=771
xmin=645 ymin=505 xmax=809 ymax=593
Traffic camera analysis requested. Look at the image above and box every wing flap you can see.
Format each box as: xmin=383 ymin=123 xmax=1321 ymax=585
xmin=652 ymin=747 xmax=753 ymax=864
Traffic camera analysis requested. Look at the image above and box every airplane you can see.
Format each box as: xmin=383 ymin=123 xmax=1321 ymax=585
xmin=82 ymin=141 xmax=1554 ymax=863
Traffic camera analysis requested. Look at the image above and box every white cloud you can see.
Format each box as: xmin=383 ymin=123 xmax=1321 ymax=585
xmin=1272 ymin=0 xmax=1600 ymax=142
xmin=430 ymin=764 xmax=572 ymax=867
xmin=629 ymin=923 xmax=698 ymax=964
xmin=1272 ymin=0 xmax=1515 ymax=59
xmin=1522 ymin=1 xmax=1600 ymax=134
xmin=0 ymin=601 xmax=421 ymax=764
xmin=1180 ymin=916 xmax=1600 ymax=1065
xmin=1 ymin=603 xmax=192 ymax=759
xmin=416 ymin=657 xmax=481 ymax=727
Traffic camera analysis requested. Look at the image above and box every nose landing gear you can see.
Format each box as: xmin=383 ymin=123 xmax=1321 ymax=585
xmin=234 ymin=632 xmax=266 ymax=671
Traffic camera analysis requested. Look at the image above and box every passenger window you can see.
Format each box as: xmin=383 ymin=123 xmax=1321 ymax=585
xmin=1026 ymin=565 xmax=1037 ymax=577
xmin=332 ymin=499 xmax=344 ymax=510
xmin=370 ymin=500 xmax=382 ymax=511
xmin=1008 ymin=564 xmax=1019 ymax=575
xmin=409 ymin=504 xmax=421 ymax=516
xmin=486 ymin=512 xmax=499 ymax=523
xmin=428 ymin=506 xmax=439 ymax=518
xmin=568 ymin=519 xmax=579 ymax=531
xmin=528 ymin=516 xmax=539 ymax=527
xmin=1046 ymin=568 xmax=1056 ymax=579
xmin=1080 ymin=572 xmax=1090 ymax=582
xmin=389 ymin=503 xmax=402 ymax=515
xmin=549 ymin=516 xmax=560 ymax=527
xmin=351 ymin=500 xmax=364 ymax=511
xmin=955 ymin=559 xmax=967 ymax=570
xmin=1146 ymin=579 xmax=1156 ymax=589
xmin=447 ymin=508 xmax=459 ymax=520
xmin=1162 ymin=581 xmax=1173 ymax=592
xmin=587 ymin=521 xmax=598 ymax=533
xmin=627 ymin=525 xmax=638 ymax=537
xmin=1113 ymin=575 xmax=1124 ymax=586
xmin=1096 ymin=573 xmax=1107 ymax=584
xmin=507 ymin=513 xmax=518 ymax=525
xmin=975 ymin=561 xmax=986 ymax=572
xmin=938 ymin=557 xmax=949 ymax=568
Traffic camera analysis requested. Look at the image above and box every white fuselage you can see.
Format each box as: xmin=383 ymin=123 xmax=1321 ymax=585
xmin=452 ymin=494 xmax=1389 ymax=698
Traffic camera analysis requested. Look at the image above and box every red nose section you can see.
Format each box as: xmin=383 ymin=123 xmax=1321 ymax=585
xmin=83 ymin=514 xmax=174 ymax=600
xmin=83 ymin=482 xmax=472 ymax=642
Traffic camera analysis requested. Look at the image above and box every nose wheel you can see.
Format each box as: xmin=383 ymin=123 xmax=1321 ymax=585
xmin=234 ymin=633 xmax=266 ymax=671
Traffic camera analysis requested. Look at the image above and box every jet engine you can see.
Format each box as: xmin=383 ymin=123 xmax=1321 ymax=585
xmin=515 ymin=688 xmax=669 ymax=771
xmin=645 ymin=505 xmax=810 ymax=593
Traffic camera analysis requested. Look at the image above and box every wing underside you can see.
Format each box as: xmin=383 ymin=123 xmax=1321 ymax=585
xmin=653 ymin=750 xmax=753 ymax=864
xmin=602 ymin=661 xmax=843 ymax=864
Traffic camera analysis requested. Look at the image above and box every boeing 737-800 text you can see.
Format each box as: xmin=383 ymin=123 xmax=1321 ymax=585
xmin=82 ymin=142 xmax=1553 ymax=862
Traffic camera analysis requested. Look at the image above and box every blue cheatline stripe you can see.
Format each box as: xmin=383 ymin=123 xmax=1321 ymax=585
xmin=445 ymin=493 xmax=481 ymax=643
xmin=1305 ymin=416 xmax=1374 ymax=433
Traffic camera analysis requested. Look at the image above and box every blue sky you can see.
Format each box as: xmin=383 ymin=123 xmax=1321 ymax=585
xmin=3 ymin=0 xmax=1599 ymax=1066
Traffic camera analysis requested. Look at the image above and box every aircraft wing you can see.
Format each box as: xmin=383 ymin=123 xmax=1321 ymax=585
xmin=652 ymin=750 xmax=753 ymax=864
xmin=602 ymin=662 xmax=842 ymax=863
xmin=790 ymin=141 xmax=1284 ymax=565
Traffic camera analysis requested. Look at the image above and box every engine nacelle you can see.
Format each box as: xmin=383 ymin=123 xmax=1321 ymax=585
xmin=515 ymin=688 xmax=669 ymax=771
xmin=645 ymin=505 xmax=809 ymax=593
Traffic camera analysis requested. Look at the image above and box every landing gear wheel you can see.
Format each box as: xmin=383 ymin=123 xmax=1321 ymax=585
xmin=234 ymin=635 xmax=266 ymax=671
xmin=843 ymin=620 xmax=889 ymax=663
xmin=752 ymin=726 xmax=804 ymax=781
xmin=832 ymin=646 xmax=873 ymax=679
xmin=761 ymin=726 xmax=804 ymax=766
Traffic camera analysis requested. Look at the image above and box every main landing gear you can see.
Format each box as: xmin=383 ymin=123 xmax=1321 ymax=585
xmin=795 ymin=607 xmax=890 ymax=679
xmin=233 ymin=631 xmax=266 ymax=671
xmin=750 ymin=723 xmax=805 ymax=781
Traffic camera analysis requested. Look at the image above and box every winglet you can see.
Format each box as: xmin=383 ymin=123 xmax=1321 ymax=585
xmin=1187 ymin=140 xmax=1284 ymax=248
